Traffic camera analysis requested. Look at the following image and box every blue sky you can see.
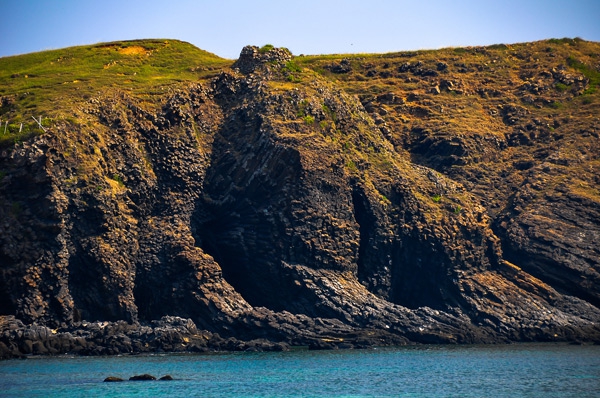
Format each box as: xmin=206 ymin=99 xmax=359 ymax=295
xmin=1 ymin=0 xmax=599 ymax=59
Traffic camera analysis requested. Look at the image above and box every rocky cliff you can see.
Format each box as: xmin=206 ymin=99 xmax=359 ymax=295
xmin=1 ymin=40 xmax=599 ymax=357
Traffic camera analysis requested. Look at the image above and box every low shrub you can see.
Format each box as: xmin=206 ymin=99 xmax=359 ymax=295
xmin=259 ymin=44 xmax=275 ymax=54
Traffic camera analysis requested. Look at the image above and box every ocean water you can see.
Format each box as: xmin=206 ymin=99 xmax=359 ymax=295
xmin=1 ymin=344 xmax=599 ymax=397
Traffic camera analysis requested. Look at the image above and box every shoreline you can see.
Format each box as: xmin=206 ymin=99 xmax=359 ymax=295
xmin=2 ymin=314 xmax=598 ymax=360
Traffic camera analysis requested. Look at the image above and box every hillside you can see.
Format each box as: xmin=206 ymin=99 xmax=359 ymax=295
xmin=0 ymin=38 xmax=599 ymax=357
xmin=0 ymin=39 xmax=231 ymax=146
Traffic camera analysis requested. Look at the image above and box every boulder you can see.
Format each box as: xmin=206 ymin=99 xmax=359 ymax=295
xmin=104 ymin=376 xmax=124 ymax=382
xmin=129 ymin=374 xmax=156 ymax=381
xmin=327 ymin=59 xmax=352 ymax=74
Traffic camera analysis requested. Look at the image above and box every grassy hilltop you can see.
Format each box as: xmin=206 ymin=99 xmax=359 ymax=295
xmin=1 ymin=37 xmax=598 ymax=147
xmin=0 ymin=39 xmax=231 ymax=146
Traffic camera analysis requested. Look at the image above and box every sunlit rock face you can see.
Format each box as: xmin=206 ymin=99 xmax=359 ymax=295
xmin=1 ymin=42 xmax=600 ymax=357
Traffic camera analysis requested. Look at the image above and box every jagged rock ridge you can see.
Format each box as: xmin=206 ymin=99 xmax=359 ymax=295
xmin=1 ymin=42 xmax=599 ymax=357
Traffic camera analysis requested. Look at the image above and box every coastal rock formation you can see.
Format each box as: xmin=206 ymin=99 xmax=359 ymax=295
xmin=1 ymin=41 xmax=600 ymax=358
xmin=130 ymin=374 xmax=157 ymax=381
xmin=104 ymin=374 xmax=172 ymax=382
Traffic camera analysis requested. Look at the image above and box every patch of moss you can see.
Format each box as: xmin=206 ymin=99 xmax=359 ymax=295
xmin=567 ymin=55 xmax=600 ymax=95
xmin=259 ymin=44 xmax=275 ymax=54
xmin=303 ymin=115 xmax=315 ymax=124
xmin=555 ymin=82 xmax=569 ymax=92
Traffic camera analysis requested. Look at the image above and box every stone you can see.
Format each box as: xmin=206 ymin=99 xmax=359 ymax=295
xmin=104 ymin=376 xmax=124 ymax=382
xmin=129 ymin=374 xmax=156 ymax=381
xmin=232 ymin=45 xmax=292 ymax=75
xmin=327 ymin=59 xmax=352 ymax=74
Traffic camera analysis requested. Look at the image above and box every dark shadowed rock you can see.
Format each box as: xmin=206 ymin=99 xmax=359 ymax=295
xmin=129 ymin=374 xmax=156 ymax=381
xmin=327 ymin=59 xmax=352 ymax=74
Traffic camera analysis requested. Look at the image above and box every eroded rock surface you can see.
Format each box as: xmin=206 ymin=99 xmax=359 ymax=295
xmin=1 ymin=45 xmax=600 ymax=358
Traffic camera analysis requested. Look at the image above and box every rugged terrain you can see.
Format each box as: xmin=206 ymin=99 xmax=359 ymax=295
xmin=0 ymin=38 xmax=599 ymax=358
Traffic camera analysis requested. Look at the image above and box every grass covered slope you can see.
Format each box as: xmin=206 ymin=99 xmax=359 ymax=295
xmin=0 ymin=39 xmax=232 ymax=146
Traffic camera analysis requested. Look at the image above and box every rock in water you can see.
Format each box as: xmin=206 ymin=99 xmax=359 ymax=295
xmin=129 ymin=374 xmax=156 ymax=381
xmin=103 ymin=376 xmax=124 ymax=382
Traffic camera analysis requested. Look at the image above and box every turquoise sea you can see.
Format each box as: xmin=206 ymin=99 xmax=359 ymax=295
xmin=1 ymin=343 xmax=599 ymax=397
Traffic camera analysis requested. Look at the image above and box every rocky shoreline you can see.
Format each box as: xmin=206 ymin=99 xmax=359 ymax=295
xmin=3 ymin=313 xmax=599 ymax=360
xmin=0 ymin=316 xmax=292 ymax=359
xmin=0 ymin=316 xmax=281 ymax=359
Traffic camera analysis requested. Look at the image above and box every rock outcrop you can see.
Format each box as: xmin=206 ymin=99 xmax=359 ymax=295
xmin=1 ymin=43 xmax=600 ymax=358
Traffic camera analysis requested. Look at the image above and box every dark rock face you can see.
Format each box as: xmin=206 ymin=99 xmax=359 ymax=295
xmin=1 ymin=45 xmax=600 ymax=358
xmin=496 ymin=182 xmax=600 ymax=308
xmin=104 ymin=376 xmax=124 ymax=382
xmin=233 ymin=45 xmax=292 ymax=75
xmin=327 ymin=59 xmax=352 ymax=74
xmin=105 ymin=374 xmax=173 ymax=382
xmin=130 ymin=374 xmax=156 ymax=381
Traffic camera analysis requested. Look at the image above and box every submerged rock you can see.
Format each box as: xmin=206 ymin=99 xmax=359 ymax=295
xmin=104 ymin=376 xmax=124 ymax=382
xmin=129 ymin=374 xmax=156 ymax=381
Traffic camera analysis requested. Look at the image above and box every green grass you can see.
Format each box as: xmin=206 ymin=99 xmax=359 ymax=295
xmin=111 ymin=174 xmax=125 ymax=187
xmin=555 ymin=82 xmax=569 ymax=92
xmin=259 ymin=44 xmax=275 ymax=54
xmin=0 ymin=39 xmax=231 ymax=115
xmin=2 ymin=37 xmax=599 ymax=154
xmin=549 ymin=101 xmax=564 ymax=109
xmin=0 ymin=39 xmax=232 ymax=147
xmin=303 ymin=115 xmax=315 ymax=124
xmin=567 ymin=55 xmax=600 ymax=95
xmin=346 ymin=160 xmax=358 ymax=172
xmin=548 ymin=37 xmax=583 ymax=45
xmin=282 ymin=60 xmax=303 ymax=82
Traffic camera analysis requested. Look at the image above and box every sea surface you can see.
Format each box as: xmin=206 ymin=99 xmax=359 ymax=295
xmin=1 ymin=343 xmax=599 ymax=397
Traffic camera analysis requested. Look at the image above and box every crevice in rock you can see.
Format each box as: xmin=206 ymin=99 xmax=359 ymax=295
xmin=351 ymin=187 xmax=390 ymax=300
xmin=133 ymin=267 xmax=163 ymax=322
xmin=0 ymin=260 xmax=16 ymax=315
xmin=196 ymin=210 xmax=253 ymax=299
xmin=132 ymin=247 xmax=203 ymax=325
xmin=389 ymin=234 xmax=462 ymax=311
xmin=68 ymin=254 xmax=117 ymax=322
xmin=193 ymin=203 xmax=292 ymax=312
xmin=190 ymin=117 xmax=302 ymax=312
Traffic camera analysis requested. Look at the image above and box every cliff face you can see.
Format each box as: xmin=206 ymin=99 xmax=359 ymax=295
xmin=1 ymin=41 xmax=600 ymax=355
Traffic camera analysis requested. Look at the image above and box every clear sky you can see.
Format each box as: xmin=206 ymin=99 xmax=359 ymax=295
xmin=1 ymin=0 xmax=599 ymax=59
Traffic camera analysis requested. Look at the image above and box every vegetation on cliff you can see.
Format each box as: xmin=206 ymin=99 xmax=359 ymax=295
xmin=0 ymin=39 xmax=230 ymax=147
xmin=0 ymin=38 xmax=599 ymax=357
